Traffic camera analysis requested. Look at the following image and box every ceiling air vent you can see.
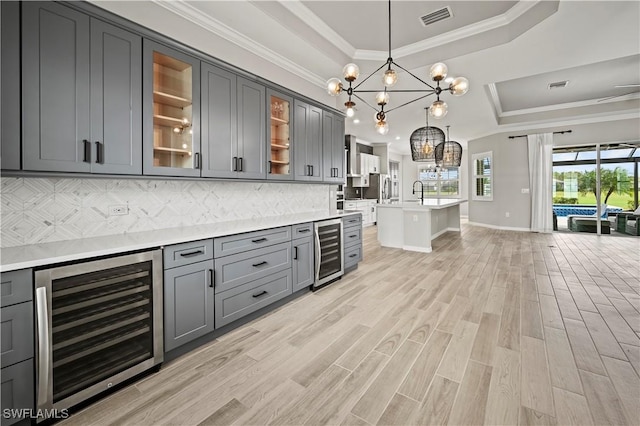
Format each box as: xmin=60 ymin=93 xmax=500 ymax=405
xmin=420 ymin=6 xmax=453 ymax=27
xmin=548 ymin=80 xmax=569 ymax=90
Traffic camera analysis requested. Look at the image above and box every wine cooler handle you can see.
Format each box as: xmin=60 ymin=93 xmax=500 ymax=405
xmin=314 ymin=227 xmax=321 ymax=283
xmin=36 ymin=287 xmax=50 ymax=407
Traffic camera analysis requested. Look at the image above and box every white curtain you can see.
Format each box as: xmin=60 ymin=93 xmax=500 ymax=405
xmin=527 ymin=133 xmax=554 ymax=233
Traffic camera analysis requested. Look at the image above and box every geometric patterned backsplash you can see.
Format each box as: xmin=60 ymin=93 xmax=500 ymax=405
xmin=0 ymin=177 xmax=333 ymax=248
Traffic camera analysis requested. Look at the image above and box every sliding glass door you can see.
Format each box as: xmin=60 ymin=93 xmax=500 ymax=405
xmin=552 ymin=143 xmax=639 ymax=235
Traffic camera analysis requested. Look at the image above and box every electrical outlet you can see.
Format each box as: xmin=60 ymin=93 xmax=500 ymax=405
xmin=109 ymin=205 xmax=128 ymax=216
xmin=521 ymin=188 xmax=530 ymax=194
xmin=505 ymin=211 xmax=510 ymax=218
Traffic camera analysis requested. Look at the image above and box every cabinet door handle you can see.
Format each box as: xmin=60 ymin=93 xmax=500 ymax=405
xmin=194 ymin=153 xmax=200 ymax=169
xmin=252 ymin=260 xmax=268 ymax=267
xmin=310 ymin=165 xmax=314 ymax=176
xmin=233 ymin=157 xmax=238 ymax=171
xmin=238 ymin=157 xmax=243 ymax=172
xmin=306 ymin=165 xmax=310 ymax=176
xmin=252 ymin=237 xmax=267 ymax=243
xmin=252 ymin=290 xmax=268 ymax=298
xmin=208 ymin=269 xmax=214 ymax=288
xmin=268 ymin=160 xmax=272 ymax=174
xmin=95 ymin=141 xmax=103 ymax=164
xmin=180 ymin=250 xmax=203 ymax=257
xmin=294 ymin=246 xmax=298 ymax=260
xmin=83 ymin=139 xmax=91 ymax=163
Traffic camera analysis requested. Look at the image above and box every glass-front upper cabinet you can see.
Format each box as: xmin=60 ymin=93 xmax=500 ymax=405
xmin=143 ymin=40 xmax=200 ymax=176
xmin=267 ymin=90 xmax=293 ymax=180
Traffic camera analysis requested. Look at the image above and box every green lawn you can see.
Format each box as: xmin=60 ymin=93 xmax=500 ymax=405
xmin=554 ymin=191 xmax=635 ymax=209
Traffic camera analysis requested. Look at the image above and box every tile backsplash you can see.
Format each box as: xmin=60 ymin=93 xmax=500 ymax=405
xmin=1 ymin=177 xmax=333 ymax=247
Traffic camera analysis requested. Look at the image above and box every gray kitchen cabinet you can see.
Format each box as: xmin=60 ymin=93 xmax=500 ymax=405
xmin=143 ymin=40 xmax=200 ymax=177
xmin=292 ymin=236 xmax=314 ymax=292
xmin=200 ymin=68 xmax=266 ymax=179
xmin=236 ymin=77 xmax=267 ymax=179
xmin=293 ymin=100 xmax=322 ymax=181
xmin=201 ymin=63 xmax=237 ymax=178
xmin=1 ymin=359 xmax=34 ymax=426
xmin=215 ymin=269 xmax=292 ymax=328
xmin=214 ymin=242 xmax=292 ymax=293
xmin=343 ymin=214 xmax=363 ymax=271
xmin=22 ymin=2 xmax=142 ymax=174
xmin=322 ymin=111 xmax=345 ymax=183
xmin=0 ymin=270 xmax=34 ymax=426
xmin=164 ymin=259 xmax=215 ymax=352
xmin=1 ymin=1 xmax=20 ymax=171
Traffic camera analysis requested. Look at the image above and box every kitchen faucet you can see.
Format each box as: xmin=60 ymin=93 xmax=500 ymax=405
xmin=412 ymin=180 xmax=424 ymax=204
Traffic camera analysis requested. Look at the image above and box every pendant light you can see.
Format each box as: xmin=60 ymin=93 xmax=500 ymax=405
xmin=409 ymin=108 xmax=445 ymax=162
xmin=435 ymin=126 xmax=463 ymax=167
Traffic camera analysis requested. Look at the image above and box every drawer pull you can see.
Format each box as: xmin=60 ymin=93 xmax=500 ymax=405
xmin=252 ymin=261 xmax=268 ymax=267
xmin=348 ymin=219 xmax=358 ymax=223
xmin=298 ymin=229 xmax=311 ymax=233
xmin=349 ymin=253 xmax=358 ymax=258
xmin=252 ymin=238 xmax=268 ymax=243
xmin=349 ymin=235 xmax=357 ymax=238
xmin=252 ymin=290 xmax=268 ymax=298
xmin=180 ymin=250 xmax=203 ymax=257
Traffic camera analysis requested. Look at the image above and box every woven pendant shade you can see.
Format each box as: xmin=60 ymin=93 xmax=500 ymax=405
xmin=435 ymin=126 xmax=463 ymax=167
xmin=410 ymin=109 xmax=445 ymax=162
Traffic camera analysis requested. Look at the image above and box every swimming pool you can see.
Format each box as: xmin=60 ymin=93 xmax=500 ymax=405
xmin=553 ymin=205 xmax=623 ymax=217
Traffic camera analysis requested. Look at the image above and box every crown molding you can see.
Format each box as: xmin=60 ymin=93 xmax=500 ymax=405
xmin=277 ymin=0 xmax=356 ymax=58
xmin=498 ymin=92 xmax=640 ymax=118
xmin=152 ymin=0 xmax=327 ymax=88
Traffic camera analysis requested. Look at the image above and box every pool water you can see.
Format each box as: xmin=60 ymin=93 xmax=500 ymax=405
xmin=553 ymin=205 xmax=623 ymax=217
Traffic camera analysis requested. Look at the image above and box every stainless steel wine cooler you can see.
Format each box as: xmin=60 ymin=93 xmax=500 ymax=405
xmin=34 ymin=250 xmax=163 ymax=418
xmin=313 ymin=219 xmax=344 ymax=289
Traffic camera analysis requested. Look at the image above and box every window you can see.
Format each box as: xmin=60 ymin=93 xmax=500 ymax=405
xmin=417 ymin=167 xmax=460 ymax=197
xmin=472 ymin=151 xmax=492 ymax=201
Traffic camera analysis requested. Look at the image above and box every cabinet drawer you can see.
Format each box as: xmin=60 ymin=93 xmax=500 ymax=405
xmin=344 ymin=226 xmax=362 ymax=249
xmin=344 ymin=245 xmax=362 ymax=269
xmin=292 ymin=222 xmax=313 ymax=239
xmin=1 ymin=270 xmax=32 ymax=307
xmin=1 ymin=302 xmax=34 ymax=368
xmin=343 ymin=214 xmax=362 ymax=228
xmin=344 ymin=201 xmax=357 ymax=210
xmin=1 ymin=359 xmax=34 ymax=426
xmin=215 ymin=269 xmax=292 ymax=328
xmin=164 ymin=239 xmax=214 ymax=269
xmin=214 ymin=242 xmax=291 ymax=293
xmin=214 ymin=227 xmax=291 ymax=258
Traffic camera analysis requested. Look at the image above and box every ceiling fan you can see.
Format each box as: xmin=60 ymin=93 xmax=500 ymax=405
xmin=597 ymin=84 xmax=640 ymax=102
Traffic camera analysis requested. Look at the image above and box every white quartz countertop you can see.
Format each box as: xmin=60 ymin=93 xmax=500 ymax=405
xmin=377 ymin=199 xmax=468 ymax=210
xmin=0 ymin=211 xmax=360 ymax=272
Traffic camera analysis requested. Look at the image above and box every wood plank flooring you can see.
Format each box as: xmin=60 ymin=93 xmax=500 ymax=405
xmin=63 ymin=223 xmax=640 ymax=426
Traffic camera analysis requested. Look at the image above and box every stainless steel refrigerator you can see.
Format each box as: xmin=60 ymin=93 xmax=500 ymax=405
xmin=364 ymin=174 xmax=391 ymax=203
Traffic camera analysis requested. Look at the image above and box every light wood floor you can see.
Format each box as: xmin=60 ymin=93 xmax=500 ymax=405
xmin=64 ymin=223 xmax=640 ymax=426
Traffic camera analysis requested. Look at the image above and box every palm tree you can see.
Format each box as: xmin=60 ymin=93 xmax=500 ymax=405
xmin=577 ymin=167 xmax=631 ymax=204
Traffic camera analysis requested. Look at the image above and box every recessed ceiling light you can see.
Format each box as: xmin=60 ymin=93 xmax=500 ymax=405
xmin=395 ymin=136 xmax=400 ymax=140
xmin=353 ymin=119 xmax=360 ymax=124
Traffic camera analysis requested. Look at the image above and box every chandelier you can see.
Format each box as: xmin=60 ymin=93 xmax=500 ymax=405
xmin=410 ymin=108 xmax=444 ymax=162
xmin=326 ymin=0 xmax=469 ymax=135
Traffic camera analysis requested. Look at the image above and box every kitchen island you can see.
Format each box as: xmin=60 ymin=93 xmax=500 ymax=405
xmin=377 ymin=199 xmax=467 ymax=253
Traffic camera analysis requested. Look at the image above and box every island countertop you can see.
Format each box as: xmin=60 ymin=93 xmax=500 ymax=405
xmin=378 ymin=199 xmax=468 ymax=210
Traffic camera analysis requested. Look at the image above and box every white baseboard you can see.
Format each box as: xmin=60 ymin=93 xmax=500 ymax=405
xmin=467 ymin=221 xmax=531 ymax=232
xmin=431 ymin=227 xmax=460 ymax=240
xmin=402 ymin=245 xmax=432 ymax=253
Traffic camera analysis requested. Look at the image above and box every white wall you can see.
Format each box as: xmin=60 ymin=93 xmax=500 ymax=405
xmin=467 ymin=117 xmax=640 ymax=230
xmin=0 ymin=178 xmax=331 ymax=247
